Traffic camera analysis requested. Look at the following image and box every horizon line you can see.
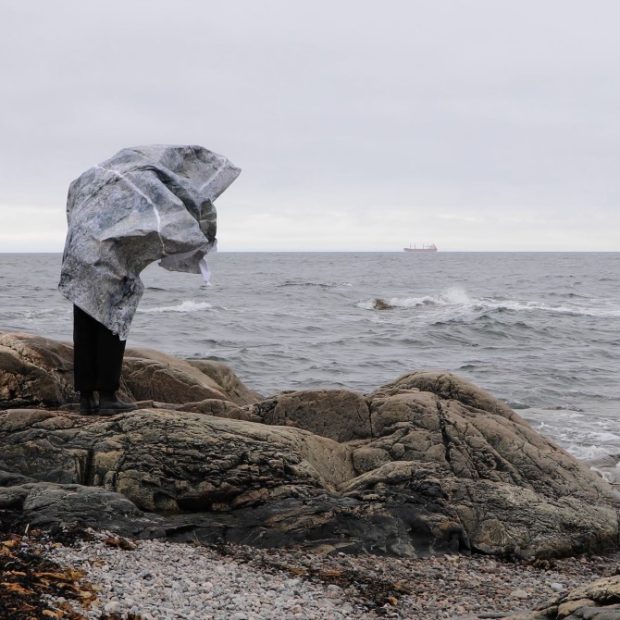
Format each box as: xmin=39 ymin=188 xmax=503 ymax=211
xmin=1 ymin=250 xmax=619 ymax=254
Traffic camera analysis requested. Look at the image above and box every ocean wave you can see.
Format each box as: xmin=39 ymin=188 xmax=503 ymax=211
xmin=357 ymin=288 xmax=488 ymax=311
xmin=570 ymin=445 xmax=617 ymax=461
xmin=139 ymin=300 xmax=213 ymax=314
xmin=486 ymin=301 xmax=620 ymax=318
xmin=1 ymin=307 xmax=60 ymax=320
xmin=357 ymin=287 xmax=620 ymax=318
xmin=357 ymin=296 xmax=435 ymax=310
xmin=588 ymin=430 xmax=620 ymax=443
xmin=278 ymin=280 xmax=352 ymax=289
xmin=522 ymin=407 xmax=620 ymax=462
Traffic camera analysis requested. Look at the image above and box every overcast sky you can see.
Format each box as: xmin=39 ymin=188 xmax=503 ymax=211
xmin=1 ymin=0 xmax=619 ymax=252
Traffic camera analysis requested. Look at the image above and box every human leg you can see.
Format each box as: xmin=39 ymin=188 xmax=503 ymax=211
xmin=95 ymin=321 xmax=136 ymax=413
xmin=95 ymin=323 xmax=127 ymax=393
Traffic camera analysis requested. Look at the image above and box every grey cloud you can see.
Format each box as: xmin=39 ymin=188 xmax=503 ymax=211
xmin=1 ymin=0 xmax=619 ymax=250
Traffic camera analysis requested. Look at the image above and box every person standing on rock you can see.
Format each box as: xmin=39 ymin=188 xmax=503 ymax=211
xmin=58 ymin=145 xmax=241 ymax=414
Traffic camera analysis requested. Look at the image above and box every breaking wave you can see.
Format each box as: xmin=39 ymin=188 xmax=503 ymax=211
xmin=139 ymin=300 xmax=213 ymax=314
xmin=358 ymin=287 xmax=620 ymax=318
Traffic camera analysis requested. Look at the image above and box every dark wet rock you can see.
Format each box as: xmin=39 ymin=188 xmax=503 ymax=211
xmin=1 ymin=334 xmax=619 ymax=559
xmin=372 ymin=298 xmax=394 ymax=310
xmin=0 ymin=481 xmax=154 ymax=531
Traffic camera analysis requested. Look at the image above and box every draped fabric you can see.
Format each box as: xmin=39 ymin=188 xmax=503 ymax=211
xmin=59 ymin=145 xmax=240 ymax=339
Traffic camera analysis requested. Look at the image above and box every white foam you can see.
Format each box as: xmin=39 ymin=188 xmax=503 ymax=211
xmin=357 ymin=286 xmax=620 ymax=318
xmin=569 ymin=445 xmax=616 ymax=461
xmin=439 ymin=287 xmax=472 ymax=305
xmin=587 ymin=431 xmax=620 ymax=443
xmin=591 ymin=467 xmax=619 ymax=485
xmin=139 ymin=300 xmax=213 ymax=314
xmin=483 ymin=299 xmax=620 ymax=318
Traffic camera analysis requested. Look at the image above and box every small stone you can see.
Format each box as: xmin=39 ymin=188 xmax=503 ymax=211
xmin=550 ymin=582 xmax=565 ymax=592
xmin=104 ymin=600 xmax=121 ymax=614
xmin=326 ymin=584 xmax=342 ymax=598
xmin=510 ymin=589 xmax=530 ymax=599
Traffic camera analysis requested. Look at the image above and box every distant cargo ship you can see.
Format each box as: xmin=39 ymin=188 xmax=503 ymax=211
xmin=403 ymin=243 xmax=438 ymax=253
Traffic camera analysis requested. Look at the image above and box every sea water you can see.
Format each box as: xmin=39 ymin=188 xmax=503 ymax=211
xmin=1 ymin=252 xmax=619 ymax=469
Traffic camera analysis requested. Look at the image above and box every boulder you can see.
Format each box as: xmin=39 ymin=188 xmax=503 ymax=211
xmin=0 ymin=332 xmax=75 ymax=407
xmin=0 ymin=332 xmax=260 ymax=409
xmin=0 ymin=334 xmax=619 ymax=559
xmin=186 ymin=359 xmax=261 ymax=406
xmin=122 ymin=347 xmax=261 ymax=405
xmin=360 ymin=377 xmax=620 ymax=558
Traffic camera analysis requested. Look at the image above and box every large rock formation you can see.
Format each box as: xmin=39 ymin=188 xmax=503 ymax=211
xmin=0 ymin=331 xmax=618 ymax=559
xmin=0 ymin=332 xmax=260 ymax=408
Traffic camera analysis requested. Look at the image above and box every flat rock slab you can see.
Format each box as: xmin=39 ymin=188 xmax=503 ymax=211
xmin=1 ymin=333 xmax=619 ymax=559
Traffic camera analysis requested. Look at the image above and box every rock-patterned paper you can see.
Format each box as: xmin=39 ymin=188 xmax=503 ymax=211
xmin=58 ymin=145 xmax=240 ymax=339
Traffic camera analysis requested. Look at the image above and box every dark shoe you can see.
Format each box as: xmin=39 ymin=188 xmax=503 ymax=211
xmin=98 ymin=391 xmax=137 ymax=415
xmin=80 ymin=391 xmax=99 ymax=414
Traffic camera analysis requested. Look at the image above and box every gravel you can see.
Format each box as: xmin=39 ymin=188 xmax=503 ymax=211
xmin=45 ymin=535 xmax=366 ymax=619
xmin=42 ymin=531 xmax=620 ymax=620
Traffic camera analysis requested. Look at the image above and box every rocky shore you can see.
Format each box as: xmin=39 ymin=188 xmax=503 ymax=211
xmin=1 ymin=330 xmax=620 ymax=618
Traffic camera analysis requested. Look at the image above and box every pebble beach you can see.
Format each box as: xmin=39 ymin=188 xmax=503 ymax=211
xmin=36 ymin=530 xmax=620 ymax=620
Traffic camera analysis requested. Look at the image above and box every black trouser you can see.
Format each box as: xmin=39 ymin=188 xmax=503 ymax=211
xmin=73 ymin=305 xmax=126 ymax=393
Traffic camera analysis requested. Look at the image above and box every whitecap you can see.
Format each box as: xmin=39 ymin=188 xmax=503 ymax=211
xmin=478 ymin=298 xmax=620 ymax=318
xmin=586 ymin=431 xmax=620 ymax=443
xmin=357 ymin=286 xmax=620 ymax=319
xmin=139 ymin=300 xmax=213 ymax=314
xmin=438 ymin=287 xmax=472 ymax=305
xmin=570 ymin=445 xmax=616 ymax=461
